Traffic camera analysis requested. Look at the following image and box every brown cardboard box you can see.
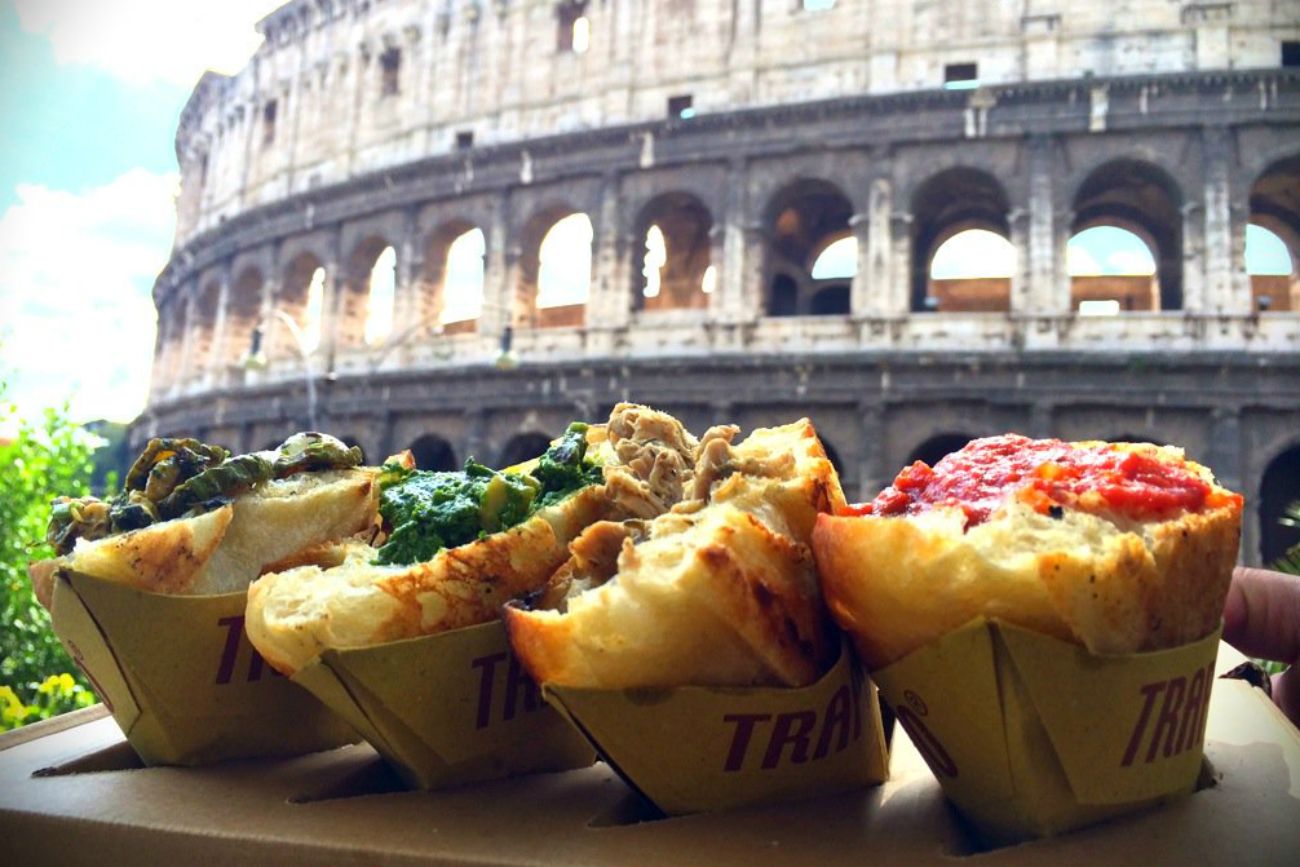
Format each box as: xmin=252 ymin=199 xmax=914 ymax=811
xmin=289 ymin=620 xmax=595 ymax=789
xmin=542 ymin=641 xmax=889 ymax=815
xmin=871 ymin=617 xmax=1222 ymax=845
xmin=48 ymin=570 xmax=356 ymax=765
xmin=1 ymin=643 xmax=1297 ymax=866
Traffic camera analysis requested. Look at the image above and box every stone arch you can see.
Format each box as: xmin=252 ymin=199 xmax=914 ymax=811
xmin=423 ymin=220 xmax=486 ymax=335
xmin=498 ymin=431 xmax=554 ymax=468
xmin=1070 ymin=159 xmax=1184 ymax=311
xmin=1108 ymin=433 xmax=1167 ymax=447
xmin=193 ymin=277 xmax=223 ymax=375
xmin=275 ymin=251 xmax=326 ymax=360
xmin=910 ymin=167 xmax=1011 ymax=312
xmin=340 ymin=235 xmax=397 ymax=348
xmin=1247 ymin=153 xmax=1300 ymax=313
xmin=631 ymin=191 xmax=714 ymax=312
xmin=222 ymin=265 xmax=264 ymax=367
xmin=906 ymin=432 xmax=976 ymax=467
xmin=517 ymin=205 xmax=589 ymax=329
xmin=407 ymin=433 xmax=458 ymax=471
xmin=1067 ymin=224 xmax=1159 ymax=313
xmin=762 ymin=178 xmax=853 ymax=317
xmin=156 ymin=297 xmax=189 ymax=391
xmin=1259 ymin=441 xmax=1300 ymax=565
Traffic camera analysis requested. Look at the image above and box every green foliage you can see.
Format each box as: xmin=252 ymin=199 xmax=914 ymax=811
xmin=0 ymin=387 xmax=99 ymax=728
xmin=1272 ymin=501 xmax=1300 ymax=577
xmin=1258 ymin=500 xmax=1300 ymax=678
xmin=1 ymin=675 xmax=96 ymax=731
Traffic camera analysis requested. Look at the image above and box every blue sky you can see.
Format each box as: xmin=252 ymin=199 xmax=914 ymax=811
xmin=0 ymin=0 xmax=279 ymax=433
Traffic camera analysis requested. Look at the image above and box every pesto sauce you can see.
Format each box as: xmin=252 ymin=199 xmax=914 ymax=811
xmin=373 ymin=422 xmax=602 ymax=566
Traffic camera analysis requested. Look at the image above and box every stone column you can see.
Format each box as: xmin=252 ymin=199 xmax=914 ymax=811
xmin=860 ymin=176 xmax=894 ymax=316
xmin=175 ymin=284 xmax=198 ymax=392
xmin=1181 ymin=200 xmax=1206 ymax=312
xmin=479 ymin=192 xmax=512 ymax=343
xmin=396 ymin=206 xmax=425 ymax=335
xmin=150 ymin=296 xmax=175 ymax=400
xmin=718 ymin=157 xmax=752 ymax=325
xmin=463 ymin=407 xmax=489 ymax=465
xmin=206 ymin=259 xmax=234 ymax=387
xmin=1201 ymin=128 xmax=1248 ymax=313
xmin=1025 ymin=135 xmax=1065 ymax=313
xmin=1009 ymin=207 xmax=1031 ymax=313
xmin=848 ymin=211 xmax=870 ymax=316
xmin=857 ymin=402 xmax=887 ymax=500
xmin=259 ymin=241 xmax=282 ymax=361
xmin=591 ymin=172 xmax=630 ymax=336
xmin=889 ymin=212 xmax=914 ymax=314
xmin=321 ymin=226 xmax=344 ymax=374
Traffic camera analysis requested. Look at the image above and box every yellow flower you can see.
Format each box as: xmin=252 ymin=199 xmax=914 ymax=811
xmin=1 ymin=686 xmax=27 ymax=725
xmin=58 ymin=673 xmax=76 ymax=694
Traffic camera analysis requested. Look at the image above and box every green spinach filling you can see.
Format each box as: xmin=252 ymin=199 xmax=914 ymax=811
xmin=374 ymin=422 xmax=603 ymax=566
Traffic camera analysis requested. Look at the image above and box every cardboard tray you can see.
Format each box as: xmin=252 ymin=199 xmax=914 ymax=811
xmin=2 ymin=642 xmax=1297 ymax=866
xmin=48 ymin=571 xmax=357 ymax=765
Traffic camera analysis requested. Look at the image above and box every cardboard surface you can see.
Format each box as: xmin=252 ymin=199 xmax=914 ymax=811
xmin=543 ymin=642 xmax=888 ymax=815
xmin=292 ymin=621 xmax=595 ymax=789
xmin=873 ymin=617 xmax=1223 ymax=844
xmin=2 ymin=642 xmax=1297 ymax=866
xmin=49 ymin=571 xmax=357 ymax=765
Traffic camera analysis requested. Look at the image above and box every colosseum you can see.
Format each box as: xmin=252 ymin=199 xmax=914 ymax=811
xmin=136 ymin=0 xmax=1300 ymax=564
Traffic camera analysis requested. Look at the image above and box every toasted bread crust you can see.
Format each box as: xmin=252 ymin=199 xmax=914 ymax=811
xmin=506 ymin=419 xmax=843 ymax=690
xmin=36 ymin=468 xmax=379 ymax=600
xmin=814 ymin=446 xmax=1242 ymax=669
xmin=245 ymin=484 xmax=609 ymax=675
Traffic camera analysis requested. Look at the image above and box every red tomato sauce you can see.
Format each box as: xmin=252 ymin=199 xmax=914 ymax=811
xmin=853 ymin=434 xmax=1226 ymax=527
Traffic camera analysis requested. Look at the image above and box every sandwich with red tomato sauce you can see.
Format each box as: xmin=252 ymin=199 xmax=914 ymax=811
xmin=813 ymin=434 xmax=1242 ymax=670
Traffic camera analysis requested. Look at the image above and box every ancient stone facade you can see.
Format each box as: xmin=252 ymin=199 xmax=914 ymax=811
xmin=141 ymin=0 xmax=1300 ymax=565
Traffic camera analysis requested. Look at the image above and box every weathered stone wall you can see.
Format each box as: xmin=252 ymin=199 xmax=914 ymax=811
xmin=143 ymin=3 xmax=1300 ymax=567
xmin=173 ymin=0 xmax=1300 ymax=243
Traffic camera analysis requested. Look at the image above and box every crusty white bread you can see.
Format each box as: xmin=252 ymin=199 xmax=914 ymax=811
xmin=245 ymin=482 xmax=611 ymax=676
xmin=244 ymin=405 xmax=702 ymax=676
xmin=32 ymin=468 xmax=379 ymax=602
xmin=813 ymin=443 xmax=1242 ymax=670
xmin=504 ymin=418 xmax=845 ymax=689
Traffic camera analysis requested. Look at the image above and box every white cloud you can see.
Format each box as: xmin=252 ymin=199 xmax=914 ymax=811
xmin=0 ymin=169 xmax=177 ymax=427
xmin=14 ymin=0 xmax=285 ymax=87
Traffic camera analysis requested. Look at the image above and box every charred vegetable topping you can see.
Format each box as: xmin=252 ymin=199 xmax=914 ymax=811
xmin=45 ymin=432 xmax=362 ymax=555
xmin=373 ymin=422 xmax=602 ymax=566
xmin=272 ymin=431 xmax=364 ymax=477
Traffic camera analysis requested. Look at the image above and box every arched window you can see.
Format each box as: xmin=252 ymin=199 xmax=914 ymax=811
xmin=1260 ymin=444 xmax=1300 ymax=564
xmin=1067 ymin=225 xmax=1158 ymax=314
xmin=910 ymin=168 xmax=1011 ymax=312
xmin=537 ymin=213 xmax=592 ymax=308
xmin=906 ymin=433 xmax=975 ymax=468
xmin=498 ymin=432 xmax=555 ymax=468
xmin=633 ymin=192 xmax=713 ymax=312
xmin=811 ymin=236 xmax=856 ymax=280
xmin=441 ymin=228 xmax=486 ymax=324
xmin=764 ymin=179 xmax=853 ymax=316
xmin=1071 ymin=160 xmax=1182 ymax=310
xmin=303 ymin=266 xmax=325 ymax=353
xmin=408 ymin=434 xmax=458 ymax=471
xmin=365 ymin=246 xmax=396 ymax=345
xmin=1246 ymin=224 xmax=1296 ymax=313
xmin=927 ymin=229 xmax=1015 ymax=312
xmin=701 ymin=265 xmax=717 ymax=295
xmin=641 ymin=225 xmax=667 ymax=298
